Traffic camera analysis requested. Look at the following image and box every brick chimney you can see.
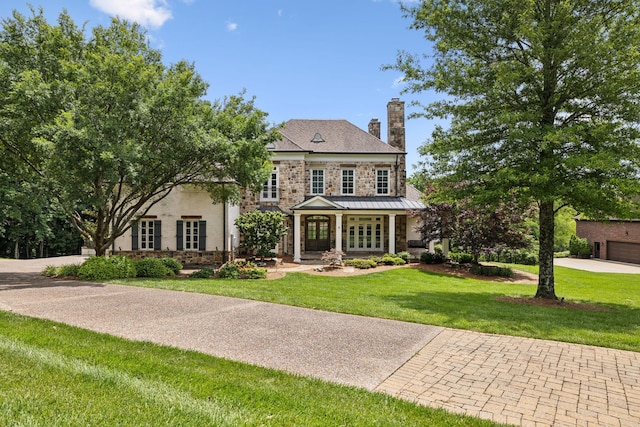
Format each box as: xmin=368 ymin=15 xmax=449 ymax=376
xmin=387 ymin=98 xmax=406 ymax=197
xmin=368 ymin=118 xmax=381 ymax=139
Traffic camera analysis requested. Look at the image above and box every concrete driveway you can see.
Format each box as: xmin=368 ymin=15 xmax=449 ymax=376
xmin=554 ymin=257 xmax=640 ymax=273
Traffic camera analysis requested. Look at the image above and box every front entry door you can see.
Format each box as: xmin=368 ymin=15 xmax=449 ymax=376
xmin=305 ymin=215 xmax=330 ymax=251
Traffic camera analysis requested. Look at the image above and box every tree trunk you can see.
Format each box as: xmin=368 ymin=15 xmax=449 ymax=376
xmin=536 ymin=200 xmax=557 ymax=299
xmin=13 ymin=240 xmax=19 ymax=259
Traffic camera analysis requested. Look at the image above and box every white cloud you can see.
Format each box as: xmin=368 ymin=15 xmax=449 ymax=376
xmin=392 ymin=76 xmax=406 ymax=88
xmin=226 ymin=21 xmax=238 ymax=31
xmin=89 ymin=0 xmax=173 ymax=29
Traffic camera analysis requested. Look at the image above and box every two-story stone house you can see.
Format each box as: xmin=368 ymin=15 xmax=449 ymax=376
xmin=241 ymin=98 xmax=424 ymax=262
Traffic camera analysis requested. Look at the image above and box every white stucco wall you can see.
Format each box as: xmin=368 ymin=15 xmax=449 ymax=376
xmin=114 ymin=185 xmax=232 ymax=252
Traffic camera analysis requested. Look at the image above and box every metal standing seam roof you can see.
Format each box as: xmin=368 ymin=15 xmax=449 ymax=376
xmin=292 ymin=196 xmax=425 ymax=211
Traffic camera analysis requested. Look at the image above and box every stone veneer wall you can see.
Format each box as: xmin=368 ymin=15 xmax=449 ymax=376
xmin=115 ymin=250 xmax=227 ymax=266
xmin=305 ymin=161 xmax=404 ymax=197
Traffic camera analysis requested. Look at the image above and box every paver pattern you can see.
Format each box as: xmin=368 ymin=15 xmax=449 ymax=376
xmin=376 ymin=329 xmax=640 ymax=426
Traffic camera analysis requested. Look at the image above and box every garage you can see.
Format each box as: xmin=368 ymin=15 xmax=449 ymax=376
xmin=607 ymin=241 xmax=640 ymax=265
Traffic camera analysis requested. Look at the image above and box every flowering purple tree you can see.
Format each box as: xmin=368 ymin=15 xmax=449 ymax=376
xmin=414 ymin=201 xmax=533 ymax=264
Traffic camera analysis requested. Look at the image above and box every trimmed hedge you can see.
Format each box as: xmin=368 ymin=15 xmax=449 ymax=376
xmin=78 ymin=256 xmax=136 ymax=281
xmin=135 ymin=258 xmax=169 ymax=278
xmin=161 ymin=257 xmax=183 ymax=275
xmin=471 ymin=264 xmax=514 ymax=278
xmin=420 ymin=251 xmax=444 ymax=264
xmin=344 ymin=258 xmax=378 ymax=269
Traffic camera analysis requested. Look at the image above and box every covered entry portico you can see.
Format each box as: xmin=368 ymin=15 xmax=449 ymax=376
xmin=291 ymin=195 xmax=422 ymax=262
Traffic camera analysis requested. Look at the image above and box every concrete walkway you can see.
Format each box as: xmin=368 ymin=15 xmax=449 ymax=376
xmin=1 ymin=257 xmax=639 ymax=426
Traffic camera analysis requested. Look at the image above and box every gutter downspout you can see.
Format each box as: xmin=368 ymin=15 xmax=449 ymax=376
xmin=394 ymin=154 xmax=399 ymax=196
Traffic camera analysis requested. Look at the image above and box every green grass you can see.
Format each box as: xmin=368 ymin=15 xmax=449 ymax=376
xmin=0 ymin=311 xmax=500 ymax=426
xmin=112 ymin=265 xmax=640 ymax=352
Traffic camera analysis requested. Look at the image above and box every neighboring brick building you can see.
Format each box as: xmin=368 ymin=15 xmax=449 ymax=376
xmin=576 ymin=219 xmax=640 ymax=264
xmin=241 ymin=98 xmax=424 ymax=262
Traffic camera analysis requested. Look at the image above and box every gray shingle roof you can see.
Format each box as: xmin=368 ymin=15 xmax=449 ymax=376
xmin=273 ymin=119 xmax=404 ymax=154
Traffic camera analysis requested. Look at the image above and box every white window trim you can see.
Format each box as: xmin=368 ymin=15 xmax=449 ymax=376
xmin=341 ymin=168 xmax=356 ymax=195
xmin=184 ymin=220 xmax=199 ymax=251
xmin=261 ymin=166 xmax=279 ymax=201
xmin=375 ymin=168 xmax=390 ymax=195
xmin=139 ymin=220 xmax=154 ymax=250
xmin=347 ymin=216 xmax=384 ymax=252
xmin=310 ymin=169 xmax=325 ymax=195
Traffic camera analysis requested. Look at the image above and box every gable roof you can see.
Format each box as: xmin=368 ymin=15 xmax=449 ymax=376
xmin=273 ymin=119 xmax=404 ymax=154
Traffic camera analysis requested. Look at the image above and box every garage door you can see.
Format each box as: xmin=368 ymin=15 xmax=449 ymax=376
xmin=607 ymin=241 xmax=640 ymax=265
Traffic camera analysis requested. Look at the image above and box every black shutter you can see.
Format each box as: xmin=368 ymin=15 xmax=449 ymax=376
xmin=198 ymin=220 xmax=206 ymax=251
xmin=131 ymin=221 xmax=139 ymax=250
xmin=176 ymin=220 xmax=183 ymax=250
xmin=154 ymin=220 xmax=162 ymax=251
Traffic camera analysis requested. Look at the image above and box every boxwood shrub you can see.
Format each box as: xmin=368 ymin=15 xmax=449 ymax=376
xmin=78 ymin=255 xmax=136 ymax=281
xmin=135 ymin=258 xmax=169 ymax=278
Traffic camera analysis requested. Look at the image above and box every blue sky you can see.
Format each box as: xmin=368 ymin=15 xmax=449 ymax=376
xmin=1 ymin=0 xmax=440 ymax=173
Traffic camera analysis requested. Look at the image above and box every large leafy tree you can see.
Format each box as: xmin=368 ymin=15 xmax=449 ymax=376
xmin=1 ymin=9 xmax=276 ymax=256
xmin=391 ymin=0 xmax=640 ymax=298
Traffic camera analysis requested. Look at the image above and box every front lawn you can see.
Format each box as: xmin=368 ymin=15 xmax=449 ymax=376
xmin=0 ymin=311 xmax=500 ymax=426
xmin=113 ymin=265 xmax=640 ymax=352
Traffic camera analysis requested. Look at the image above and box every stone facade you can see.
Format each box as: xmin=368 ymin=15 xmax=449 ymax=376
xmin=239 ymin=98 xmax=421 ymax=260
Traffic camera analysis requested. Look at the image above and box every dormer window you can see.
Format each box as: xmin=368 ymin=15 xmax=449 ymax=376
xmin=311 ymin=133 xmax=325 ymax=143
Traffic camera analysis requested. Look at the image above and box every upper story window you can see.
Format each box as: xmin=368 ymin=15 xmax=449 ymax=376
xmin=341 ymin=169 xmax=355 ymax=195
xmin=261 ymin=167 xmax=279 ymax=201
xmin=376 ymin=169 xmax=389 ymax=195
xmin=311 ymin=169 xmax=324 ymax=195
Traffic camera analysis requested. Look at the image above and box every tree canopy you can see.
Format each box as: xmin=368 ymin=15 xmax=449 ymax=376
xmin=0 ymin=8 xmax=278 ymax=256
xmin=391 ymin=0 xmax=640 ymax=298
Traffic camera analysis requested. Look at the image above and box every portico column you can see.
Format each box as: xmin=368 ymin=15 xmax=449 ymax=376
xmin=293 ymin=213 xmax=302 ymax=263
xmin=335 ymin=213 xmax=343 ymax=252
xmin=388 ymin=213 xmax=396 ymax=254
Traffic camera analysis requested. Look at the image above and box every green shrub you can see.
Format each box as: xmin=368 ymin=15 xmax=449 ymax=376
xmin=218 ymin=262 xmax=240 ymax=279
xmin=189 ymin=268 xmax=214 ymax=278
xmin=397 ymin=251 xmax=411 ymax=263
xmin=420 ymin=251 xmax=444 ymax=264
xmin=344 ymin=258 xmax=377 ymax=269
xmin=161 ymin=257 xmax=183 ymax=275
xmin=554 ymin=250 xmax=570 ymax=258
xmin=78 ymin=256 xmax=136 ymax=281
xmin=471 ymin=264 xmax=514 ymax=278
xmin=109 ymin=255 xmax=137 ymax=278
xmin=569 ymin=235 xmax=592 ymax=258
xmin=243 ymin=267 xmax=267 ymax=279
xmin=379 ymin=255 xmax=406 ymax=265
xmin=449 ymin=252 xmax=474 ymax=264
xmin=42 ymin=265 xmax=57 ymax=277
xmin=56 ymin=264 xmax=81 ymax=277
xmin=135 ymin=258 xmax=169 ymax=278
xmin=484 ymin=249 xmax=539 ymax=265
